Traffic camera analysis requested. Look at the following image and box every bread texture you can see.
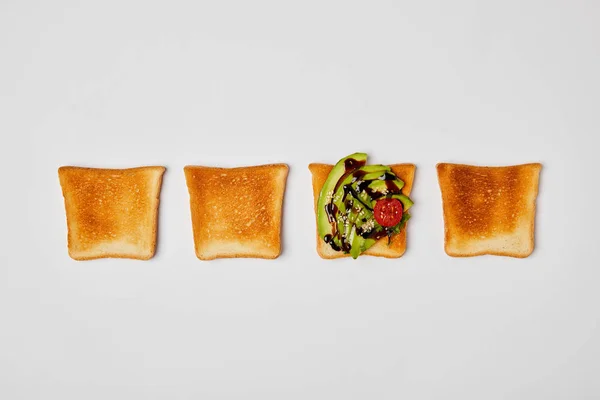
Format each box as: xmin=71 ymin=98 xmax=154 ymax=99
xmin=58 ymin=166 xmax=166 ymax=261
xmin=184 ymin=164 xmax=289 ymax=260
xmin=436 ymin=163 xmax=542 ymax=258
xmin=309 ymin=163 xmax=416 ymax=259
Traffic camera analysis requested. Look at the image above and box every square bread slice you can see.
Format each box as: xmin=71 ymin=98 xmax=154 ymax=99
xmin=58 ymin=166 xmax=166 ymax=260
xmin=436 ymin=163 xmax=542 ymax=258
xmin=184 ymin=164 xmax=289 ymax=260
xmin=309 ymin=163 xmax=416 ymax=259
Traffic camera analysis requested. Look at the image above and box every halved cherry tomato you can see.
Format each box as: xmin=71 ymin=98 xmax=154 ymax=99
xmin=374 ymin=198 xmax=403 ymax=227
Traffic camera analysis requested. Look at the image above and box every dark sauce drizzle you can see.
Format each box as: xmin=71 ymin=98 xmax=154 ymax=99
xmin=344 ymin=158 xmax=364 ymax=172
xmin=343 ymin=185 xmax=373 ymax=211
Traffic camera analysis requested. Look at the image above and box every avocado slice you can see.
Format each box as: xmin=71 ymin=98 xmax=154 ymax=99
xmin=350 ymin=213 xmax=379 ymax=258
xmin=391 ymin=193 xmax=414 ymax=211
xmin=317 ymin=153 xmax=367 ymax=243
xmin=364 ymin=177 xmax=405 ymax=194
xmin=349 ymin=225 xmax=362 ymax=259
xmin=355 ymin=166 xmax=392 ymax=182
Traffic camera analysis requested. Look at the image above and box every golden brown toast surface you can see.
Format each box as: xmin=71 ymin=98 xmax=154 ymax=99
xmin=58 ymin=166 xmax=166 ymax=260
xmin=436 ymin=163 xmax=541 ymax=258
xmin=309 ymin=163 xmax=416 ymax=259
xmin=184 ymin=164 xmax=289 ymax=260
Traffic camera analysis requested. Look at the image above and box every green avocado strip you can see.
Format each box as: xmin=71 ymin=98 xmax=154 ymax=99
xmin=390 ymin=194 xmax=414 ymax=211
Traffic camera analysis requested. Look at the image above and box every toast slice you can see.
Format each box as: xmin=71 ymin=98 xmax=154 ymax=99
xmin=58 ymin=166 xmax=166 ymax=260
xmin=436 ymin=163 xmax=542 ymax=258
xmin=184 ymin=164 xmax=289 ymax=260
xmin=309 ymin=163 xmax=416 ymax=259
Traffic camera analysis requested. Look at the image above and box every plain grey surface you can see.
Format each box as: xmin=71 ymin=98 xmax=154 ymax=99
xmin=1 ymin=0 xmax=599 ymax=399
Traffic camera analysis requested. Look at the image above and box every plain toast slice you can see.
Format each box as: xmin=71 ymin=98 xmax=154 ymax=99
xmin=184 ymin=164 xmax=289 ymax=260
xmin=436 ymin=163 xmax=542 ymax=258
xmin=58 ymin=166 xmax=166 ymax=260
xmin=309 ymin=163 xmax=416 ymax=259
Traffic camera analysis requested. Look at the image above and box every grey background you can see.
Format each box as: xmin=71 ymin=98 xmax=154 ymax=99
xmin=1 ymin=0 xmax=599 ymax=399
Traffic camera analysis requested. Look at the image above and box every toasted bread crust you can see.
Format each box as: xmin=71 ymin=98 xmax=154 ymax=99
xmin=309 ymin=163 xmax=416 ymax=259
xmin=58 ymin=166 xmax=166 ymax=261
xmin=184 ymin=164 xmax=289 ymax=260
xmin=436 ymin=163 xmax=542 ymax=258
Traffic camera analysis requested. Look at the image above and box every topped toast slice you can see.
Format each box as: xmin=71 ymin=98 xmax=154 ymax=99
xmin=309 ymin=162 xmax=416 ymax=259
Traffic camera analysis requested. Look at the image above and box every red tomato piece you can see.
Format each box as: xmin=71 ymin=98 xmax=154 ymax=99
xmin=374 ymin=198 xmax=403 ymax=227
